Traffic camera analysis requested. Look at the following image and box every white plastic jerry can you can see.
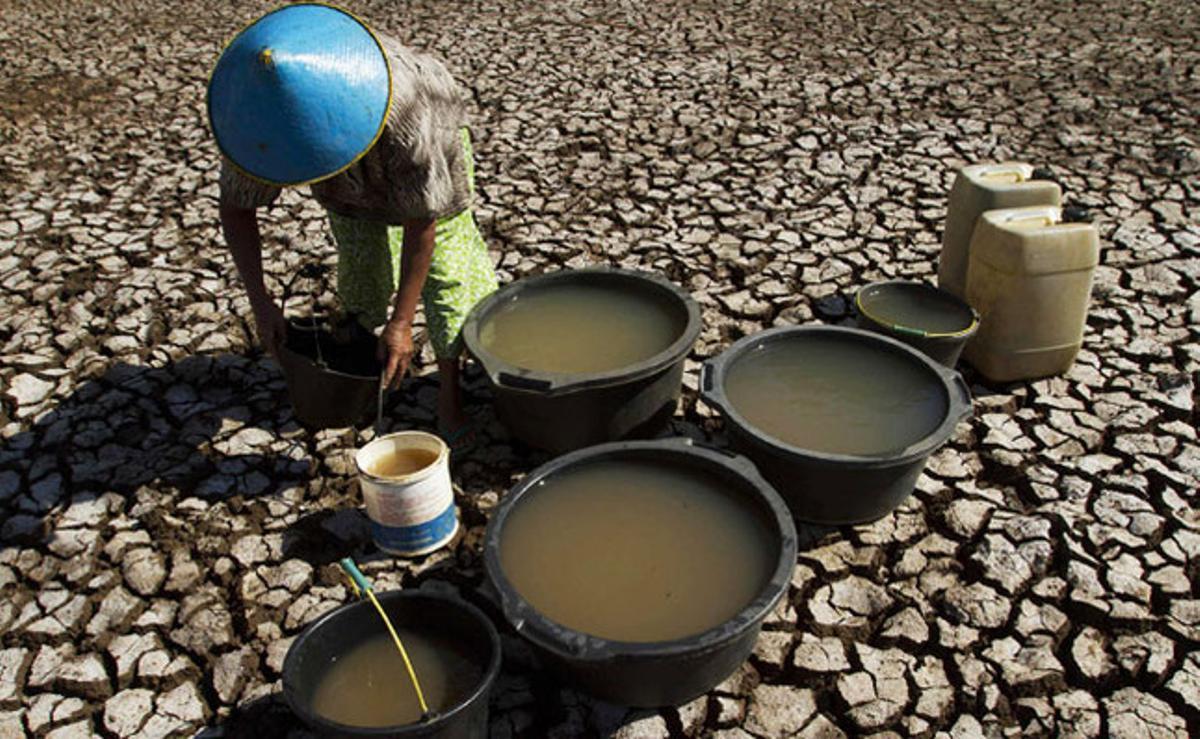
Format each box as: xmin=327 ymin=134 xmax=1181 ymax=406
xmin=962 ymin=205 xmax=1100 ymax=383
xmin=938 ymin=162 xmax=1062 ymax=299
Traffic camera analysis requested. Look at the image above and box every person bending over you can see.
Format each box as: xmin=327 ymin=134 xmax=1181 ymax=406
xmin=209 ymin=3 xmax=497 ymax=448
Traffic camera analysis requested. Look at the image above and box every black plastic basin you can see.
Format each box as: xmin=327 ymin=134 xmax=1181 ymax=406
xmin=854 ymin=280 xmax=980 ymax=367
xmin=282 ymin=591 xmax=501 ymax=738
xmin=483 ymin=438 xmax=797 ymax=707
xmin=701 ymin=325 xmax=973 ymax=525
xmin=461 ymin=267 xmax=701 ymax=453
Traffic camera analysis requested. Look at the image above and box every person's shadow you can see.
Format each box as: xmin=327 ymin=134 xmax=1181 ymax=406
xmin=0 ymin=353 xmax=315 ymax=555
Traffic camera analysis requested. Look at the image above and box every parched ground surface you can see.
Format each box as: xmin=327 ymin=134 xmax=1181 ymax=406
xmin=1 ymin=0 xmax=1198 ymax=736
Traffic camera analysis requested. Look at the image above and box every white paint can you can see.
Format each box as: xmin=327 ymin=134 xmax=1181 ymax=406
xmin=355 ymin=431 xmax=457 ymax=556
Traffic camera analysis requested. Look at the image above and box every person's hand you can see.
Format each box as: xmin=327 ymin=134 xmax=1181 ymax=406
xmin=379 ymin=317 xmax=414 ymax=390
xmin=250 ymin=299 xmax=287 ymax=357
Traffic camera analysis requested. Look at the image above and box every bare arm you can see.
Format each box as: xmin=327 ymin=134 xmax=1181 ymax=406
xmin=392 ymin=218 xmax=437 ymax=329
xmin=220 ymin=200 xmax=287 ymax=355
xmin=379 ymin=218 xmax=437 ymax=388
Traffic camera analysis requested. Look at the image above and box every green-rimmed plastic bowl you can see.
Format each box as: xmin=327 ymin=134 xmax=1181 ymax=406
xmin=855 ymin=281 xmax=980 ymax=367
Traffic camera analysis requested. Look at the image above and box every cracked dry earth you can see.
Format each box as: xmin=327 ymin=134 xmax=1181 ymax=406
xmin=0 ymin=0 xmax=1197 ymax=737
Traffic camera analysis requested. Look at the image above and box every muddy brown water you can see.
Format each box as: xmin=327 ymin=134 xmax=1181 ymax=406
xmin=724 ymin=337 xmax=946 ymax=455
xmin=368 ymin=448 xmax=439 ymax=478
xmin=499 ymin=459 xmax=774 ymax=642
xmin=478 ymin=284 xmax=683 ymax=374
xmin=310 ymin=630 xmax=482 ymax=728
xmin=861 ymin=287 xmax=973 ymax=334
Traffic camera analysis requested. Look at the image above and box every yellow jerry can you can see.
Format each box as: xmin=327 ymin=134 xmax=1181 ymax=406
xmin=962 ymin=205 xmax=1100 ymax=383
xmin=938 ymin=162 xmax=1062 ymax=299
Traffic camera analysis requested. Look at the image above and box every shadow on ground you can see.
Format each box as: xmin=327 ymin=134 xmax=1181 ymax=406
xmin=0 ymin=353 xmax=314 ymax=555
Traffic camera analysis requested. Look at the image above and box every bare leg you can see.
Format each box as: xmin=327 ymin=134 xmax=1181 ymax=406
xmin=436 ymin=357 xmax=468 ymax=433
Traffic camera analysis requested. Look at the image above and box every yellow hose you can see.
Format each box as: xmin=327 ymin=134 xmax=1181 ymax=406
xmin=339 ymin=559 xmax=430 ymax=717
xmin=364 ymin=588 xmax=430 ymax=716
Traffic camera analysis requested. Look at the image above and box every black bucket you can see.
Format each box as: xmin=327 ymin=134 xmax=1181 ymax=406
xmin=282 ymin=591 xmax=501 ymax=738
xmin=483 ymin=438 xmax=797 ymax=707
xmin=854 ymin=280 xmax=980 ymax=367
xmin=700 ymin=326 xmax=973 ymax=525
xmin=461 ymin=267 xmax=702 ymax=453
xmin=277 ymin=321 xmax=381 ymax=430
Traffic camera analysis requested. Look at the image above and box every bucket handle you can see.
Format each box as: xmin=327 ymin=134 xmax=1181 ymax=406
xmin=497 ymin=371 xmax=553 ymax=392
xmin=279 ymin=263 xmax=334 ymax=367
xmin=686 ymin=437 xmax=738 ymax=458
xmin=685 ymin=438 xmax=768 ymax=481
xmin=698 ymin=361 xmax=733 ymax=419
xmin=490 ymin=585 xmax=607 ymax=659
xmin=943 ymin=368 xmax=974 ymax=422
xmin=280 ymin=263 xmax=329 ymax=316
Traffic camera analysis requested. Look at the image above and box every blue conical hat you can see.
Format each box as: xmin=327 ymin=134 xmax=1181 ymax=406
xmin=207 ymin=4 xmax=392 ymax=186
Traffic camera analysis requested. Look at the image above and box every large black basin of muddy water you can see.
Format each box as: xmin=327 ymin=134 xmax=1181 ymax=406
xmin=462 ymin=267 xmax=701 ymax=452
xmin=702 ymin=325 xmax=973 ymax=524
xmin=478 ymin=283 xmax=682 ymax=374
xmin=484 ymin=439 xmax=796 ymax=707
xmin=283 ymin=591 xmax=500 ymax=738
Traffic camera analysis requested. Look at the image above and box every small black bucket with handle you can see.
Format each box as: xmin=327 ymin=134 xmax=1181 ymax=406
xmin=275 ymin=264 xmax=382 ymax=430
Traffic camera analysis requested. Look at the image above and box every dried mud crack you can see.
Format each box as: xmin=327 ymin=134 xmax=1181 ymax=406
xmin=0 ymin=0 xmax=1197 ymax=737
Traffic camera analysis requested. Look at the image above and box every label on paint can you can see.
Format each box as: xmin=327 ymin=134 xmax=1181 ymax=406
xmin=369 ymin=505 xmax=458 ymax=556
xmin=362 ymin=467 xmax=458 ymax=556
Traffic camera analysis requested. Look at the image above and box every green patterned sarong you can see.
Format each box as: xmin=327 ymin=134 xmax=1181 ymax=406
xmin=328 ymin=130 xmax=498 ymax=359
